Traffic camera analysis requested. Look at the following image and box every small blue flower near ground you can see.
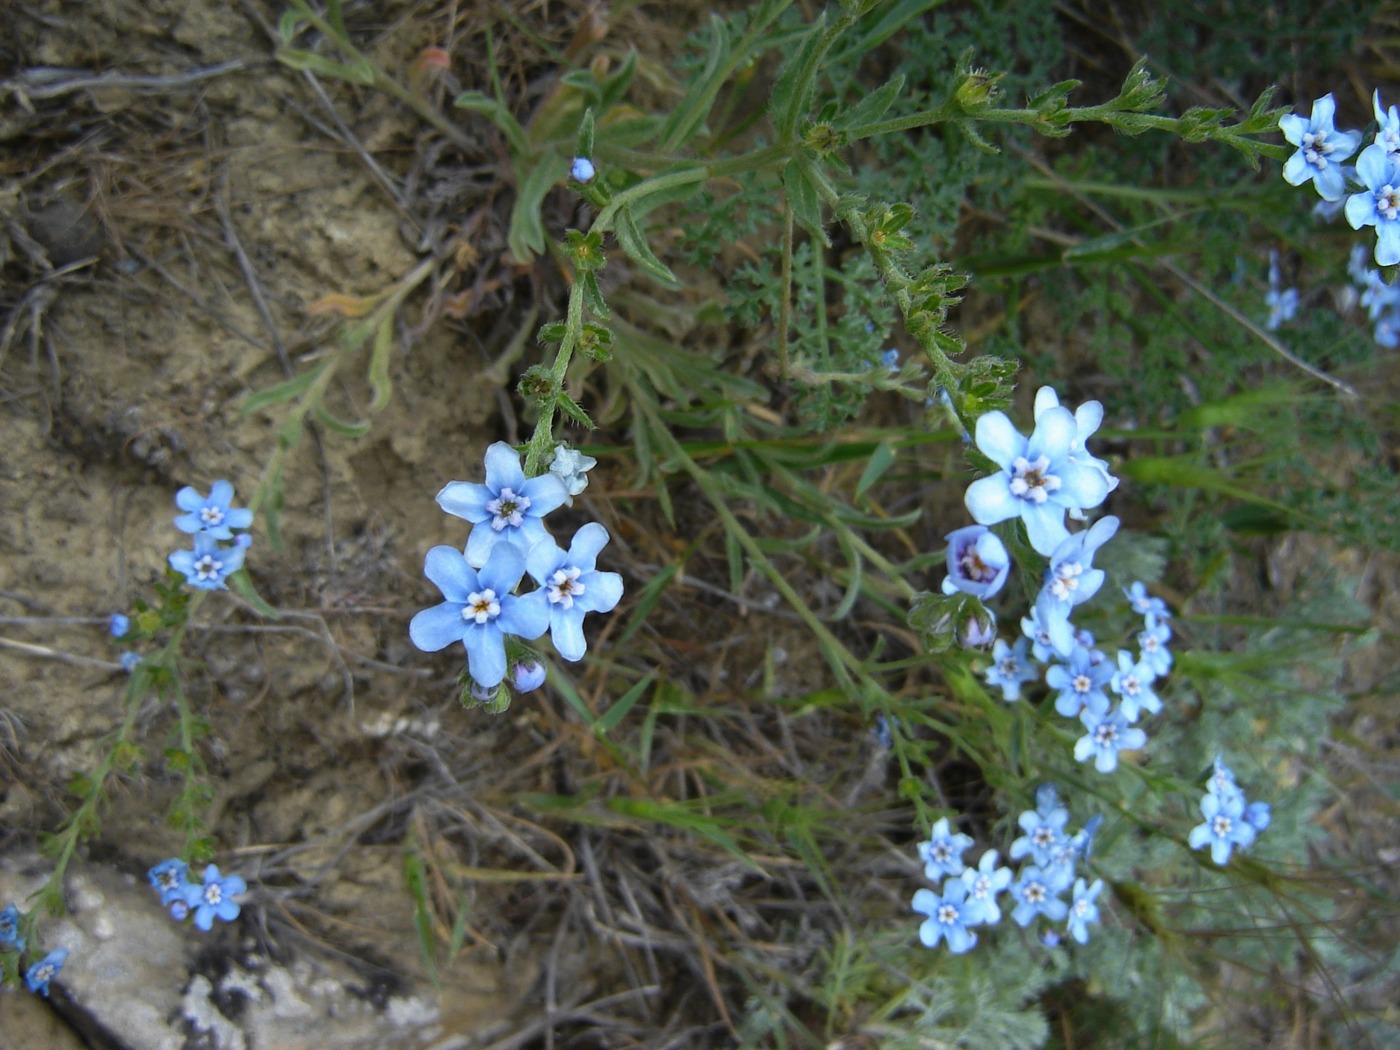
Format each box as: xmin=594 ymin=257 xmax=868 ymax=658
xmin=0 ymin=903 xmax=24 ymax=952
xmin=1280 ymin=94 xmax=1361 ymax=202
xmin=912 ymin=879 xmax=978 ymax=953
xmin=547 ymin=444 xmax=598 ymax=502
xmin=571 ymin=157 xmax=596 ymax=183
xmin=1207 ymin=754 xmax=1242 ymax=800
xmin=1137 ymin=613 xmax=1173 ymax=676
xmin=1110 ymin=650 xmax=1161 ymax=722
xmin=118 ymin=651 xmax=140 ymax=672
xmin=917 ymin=817 xmax=974 ymax=879
xmin=1066 ymin=878 xmax=1105 ymax=944
xmin=941 ymin=525 xmax=1011 ymax=599
xmin=1347 ymin=143 xmax=1400 ymax=265
xmin=1189 ymin=789 xmax=1257 ymax=864
xmin=1021 ymin=603 xmax=1064 ymax=663
xmin=985 ymin=637 xmax=1039 ymax=701
xmin=1031 ymin=387 xmax=1118 ymax=506
xmin=148 ymin=858 xmax=190 ymax=905
xmin=1046 ymin=644 xmax=1113 ymax=718
xmin=524 ymin=523 xmax=625 ymax=662
xmin=436 ymin=442 xmax=570 ymax=568
xmin=1010 ymin=866 xmax=1069 ymax=926
xmin=409 ymin=542 xmax=550 ymax=688
xmin=1010 ymin=788 xmax=1070 ymax=868
xmin=1074 ymin=706 xmax=1147 ymax=773
xmin=25 ymin=947 xmax=69 ymax=996
xmin=169 ymin=534 xmax=246 ymax=591
xmin=963 ymin=405 xmax=1113 ymax=556
xmin=1265 ymin=251 xmax=1299 ymax=331
xmin=181 ymin=865 xmax=246 ymax=931
xmin=1124 ymin=581 xmax=1170 ymax=619
xmin=959 ymin=849 xmax=1012 ymax=925
xmin=173 ymin=480 xmax=254 ymax=540
xmin=108 ymin=613 xmax=130 ymax=638
xmin=1244 ymin=801 xmax=1273 ymax=832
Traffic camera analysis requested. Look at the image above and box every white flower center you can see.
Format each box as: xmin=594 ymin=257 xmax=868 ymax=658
xmin=463 ymin=589 xmax=500 ymax=624
xmin=1049 ymin=560 xmax=1083 ymax=600
xmin=1032 ymin=826 xmax=1055 ymax=848
xmin=205 ymin=884 xmax=223 ymax=905
xmin=200 ymin=506 xmax=225 ymax=527
xmin=547 ymin=566 xmax=584 ymax=609
xmin=1008 ymin=455 xmax=1061 ymax=504
xmin=931 ymin=841 xmax=951 ymax=863
xmin=1303 ymin=130 xmax=1333 ymax=168
xmin=1142 ymin=635 xmax=1159 ymax=653
xmin=972 ymin=875 xmax=990 ymax=899
xmin=1073 ymin=674 xmax=1092 ymax=694
xmin=193 ymin=554 xmax=223 ymax=581
xmin=1024 ymin=881 xmax=1046 ymax=904
xmin=1075 ymin=898 xmax=1090 ymax=917
xmin=1379 ymin=184 xmax=1400 ymax=221
xmin=486 ymin=488 xmax=531 ymax=531
xmin=937 ymin=903 xmax=959 ymax=925
xmin=1093 ymin=722 xmax=1118 ymax=747
xmin=1212 ymin=815 xmax=1232 ymax=837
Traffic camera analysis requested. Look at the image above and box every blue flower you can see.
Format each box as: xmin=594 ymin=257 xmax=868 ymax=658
xmin=1136 ymin=614 xmax=1173 ymax=676
xmin=118 ymin=651 xmax=140 ymax=673
xmin=436 ymin=443 xmax=570 ymax=568
xmin=148 ymin=858 xmax=191 ymax=905
xmin=1074 ymin=706 xmax=1147 ymax=773
xmin=1040 ymin=516 xmax=1118 ymax=610
xmin=0 ymin=903 xmax=24 ymax=952
xmin=880 ymin=348 xmax=901 ymax=372
xmin=1045 ymin=644 xmax=1113 ymax=718
xmin=547 ymin=444 xmax=598 ymax=502
xmin=1124 ymin=581 xmax=1170 ymax=619
xmin=1207 ymin=754 xmax=1243 ymax=801
xmin=985 ymin=637 xmax=1039 ymax=701
xmin=1265 ymin=251 xmax=1299 ymax=331
xmin=1375 ymin=89 xmax=1400 ymax=157
xmin=1010 ymin=786 xmax=1070 ymax=868
xmin=409 ymin=543 xmax=550 ymax=688
xmin=1066 ymin=878 xmax=1104 ymax=944
xmin=1031 ymin=388 xmax=1118 ymax=510
xmin=1280 ymin=94 xmax=1361 ymax=202
xmin=959 ymin=849 xmax=1012 ymax=925
xmin=1347 ymin=143 xmax=1400 ymax=265
xmin=1021 ymin=603 xmax=1064 ymax=663
xmin=181 ymin=865 xmax=246 ymax=931
xmin=525 ymin=523 xmax=624 ymax=662
xmin=25 ymin=947 xmax=68 ymax=996
xmin=174 ymin=481 xmax=254 ymax=540
xmin=941 ymin=525 xmax=1011 ymax=599
xmin=1010 ymin=866 xmax=1069 ymax=926
xmin=169 ymin=534 xmax=246 ymax=590
xmin=1244 ymin=801 xmax=1272 ymax=832
xmin=917 ymin=817 xmax=974 ymax=879
xmin=1188 ymin=789 xmax=1256 ymax=864
xmin=964 ymin=406 xmax=1113 ymax=556
xmin=108 ymin=613 xmax=130 ymax=638
xmin=912 ymin=879 xmax=978 ymax=953
xmin=1110 ymin=650 xmax=1161 ymax=722
xmin=511 ymin=661 xmax=546 ymax=693
xmin=571 ymin=156 xmax=596 ymax=183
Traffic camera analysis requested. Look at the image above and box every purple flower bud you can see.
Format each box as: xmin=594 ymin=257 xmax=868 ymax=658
xmin=511 ymin=661 xmax=546 ymax=693
xmin=571 ymin=157 xmax=596 ymax=183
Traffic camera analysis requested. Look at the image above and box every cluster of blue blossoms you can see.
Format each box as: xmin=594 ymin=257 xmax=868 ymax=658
xmin=912 ymin=786 xmax=1104 ymax=953
xmin=147 ymin=858 xmax=247 ymax=931
xmin=944 ymin=387 xmax=1171 ymax=774
xmin=1 ymin=904 xmax=68 ymax=997
xmin=410 ymin=442 xmax=623 ymax=697
xmin=1188 ymin=756 xmax=1271 ymax=865
xmin=168 ymin=480 xmax=254 ymax=591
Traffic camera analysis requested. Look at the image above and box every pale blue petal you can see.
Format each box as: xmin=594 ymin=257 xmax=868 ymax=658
xmin=482 ymin=442 xmax=527 ymax=493
xmin=1311 ymin=93 xmax=1336 ymax=127
xmin=465 ymin=522 xmax=506 ymax=568
xmin=520 ymin=473 xmax=570 ymax=517
xmin=525 ymin=538 xmax=568 ymax=585
xmin=567 ymin=521 xmax=612 ymax=571
xmin=1376 ymin=222 xmax=1400 ymax=266
xmin=507 ymin=517 xmax=552 ymax=557
xmin=464 ymin=623 xmax=507 ymax=687
xmin=1073 ymin=400 xmax=1103 ymax=441
xmin=577 ymin=570 xmax=623 ymax=614
xmin=945 ymin=926 xmax=976 ymax=954
xmin=973 ymin=411 xmax=1024 ymax=468
xmin=1073 ymin=736 xmax=1094 ymax=763
xmin=1052 ymin=461 xmax=1111 ymax=511
xmin=225 ymin=508 xmax=254 ymax=530
xmin=221 ymin=874 xmax=247 ymax=896
xmin=410 ymin=602 xmax=468 ymax=652
xmin=550 ymin=608 xmax=588 ymax=661
xmin=1094 ymin=748 xmax=1118 ymax=773
xmin=1027 ymin=406 xmax=1076 ymax=462
xmin=964 ymin=475 xmax=1018 ymax=525
xmin=499 ymin=590 xmax=550 ymax=641
xmin=1357 ymin=142 xmax=1389 ymax=188
xmin=1277 ymin=113 xmax=1309 ymax=146
xmin=424 ymin=546 xmax=478 ymax=602
xmin=911 ymin=888 xmax=939 ymax=917
xmin=1032 ymin=386 xmax=1060 ymax=419
xmin=1021 ymin=502 xmax=1069 ymax=556
xmin=1313 ymin=163 xmax=1346 ymax=202
xmin=1346 ymin=191 xmax=1377 ymax=230
xmin=436 ymin=481 xmax=492 ymax=523
xmin=209 ymin=480 xmax=235 ymax=508
xmin=478 ymin=542 xmax=526 ymax=596
xmin=1121 ymin=727 xmax=1147 ymax=750
xmin=175 ymin=486 xmax=204 ymax=512
xmin=1280 ymin=152 xmax=1313 ymax=188
xmin=1210 ymin=838 xmax=1232 ymax=865
xmin=1188 ymin=823 xmax=1212 ymax=850
xmin=169 ymin=550 xmax=196 ymax=575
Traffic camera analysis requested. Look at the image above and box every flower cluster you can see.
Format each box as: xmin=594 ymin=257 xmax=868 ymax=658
xmin=168 ymin=480 xmax=254 ymax=591
xmin=912 ymin=786 xmax=1105 ymax=952
xmin=1264 ymin=250 xmax=1299 ymax=331
xmin=147 ymin=858 xmax=247 ymax=931
xmin=410 ymin=442 xmax=622 ymax=700
xmin=1187 ymin=756 xmax=1271 ymax=865
xmin=1 ymin=903 xmax=69 ymax=997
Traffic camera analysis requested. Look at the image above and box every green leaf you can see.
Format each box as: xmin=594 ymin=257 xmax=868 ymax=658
xmin=854 ymin=441 xmax=896 ymax=501
xmin=403 ymin=847 xmax=440 ymax=987
xmin=274 ymin=47 xmax=375 ymax=85
xmin=613 ymin=205 xmax=680 ymax=288
xmin=242 ymin=363 xmax=327 ymax=415
xmin=507 ymin=155 xmax=562 ymax=264
xmin=770 ymin=11 xmax=829 ymax=142
xmin=454 ymin=91 xmax=528 ymax=155
xmin=312 ymin=401 xmax=372 ymax=438
xmin=595 ymin=677 xmax=654 ymax=736
xmin=832 ymin=74 xmax=904 ymax=131
xmin=576 ymin=107 xmax=596 ymax=159
xmin=367 ymin=312 xmax=394 ymax=411
xmin=783 ymin=158 xmax=829 ymax=245
xmin=228 ymin=569 xmax=280 ymax=620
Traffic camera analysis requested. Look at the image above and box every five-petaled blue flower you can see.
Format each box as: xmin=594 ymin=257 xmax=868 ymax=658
xmin=959 ymin=850 xmax=1012 ymax=925
xmin=0 ymin=903 xmax=24 ymax=952
xmin=170 ymin=534 xmax=246 ymax=591
xmin=1110 ymin=650 xmax=1161 ymax=722
xmin=108 ymin=613 xmax=130 ymax=638
xmin=409 ymin=542 xmax=550 ymax=688
xmin=964 ymin=406 xmax=1112 ymax=556
xmin=1074 ymin=706 xmax=1146 ymax=773
xmin=1188 ymin=789 xmax=1256 ymax=865
xmin=1124 ymin=581 xmax=1170 ymax=619
xmin=1280 ymin=94 xmax=1361 ymax=202
xmin=1031 ymin=388 xmax=1118 ymax=509
xmin=1137 ymin=613 xmax=1173 ymax=676
xmin=525 ymin=523 xmax=625 ymax=662
xmin=1265 ymin=251 xmax=1299 ymax=331
xmin=917 ymin=817 xmax=974 ymax=880
xmin=1046 ymin=644 xmax=1113 ymax=718
xmin=25 ymin=947 xmax=69 ymax=997
xmin=174 ymin=481 xmax=254 ymax=540
xmin=912 ymin=879 xmax=978 ymax=953
xmin=181 ymin=865 xmax=246 ymax=931
xmin=148 ymin=857 xmax=191 ymax=905
xmin=1375 ymin=89 xmax=1400 ymax=157
xmin=1066 ymin=877 xmax=1104 ymax=944
xmin=1010 ymin=866 xmax=1068 ymax=927
xmin=436 ymin=442 xmax=570 ymax=568
xmin=1346 ymin=142 xmax=1400 ymax=265
xmin=941 ymin=525 xmax=1011 ymax=599
xmin=985 ymin=637 xmax=1039 ymax=702
xmin=1010 ymin=785 xmax=1071 ymax=867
